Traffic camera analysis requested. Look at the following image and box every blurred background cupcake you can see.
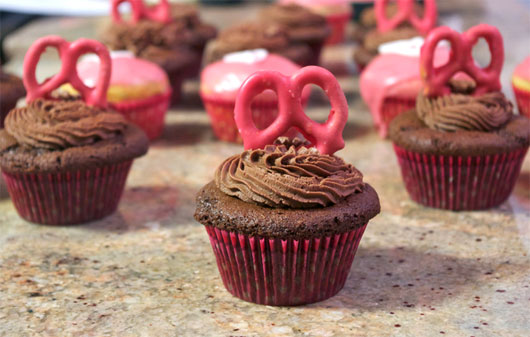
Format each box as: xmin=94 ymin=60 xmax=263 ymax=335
xmin=512 ymin=56 xmax=530 ymax=118
xmin=279 ymin=0 xmax=352 ymax=45
xmin=200 ymin=49 xmax=310 ymax=143
xmin=259 ymin=3 xmax=330 ymax=65
xmin=353 ymin=0 xmax=436 ymax=71
xmin=204 ymin=22 xmax=312 ymax=66
xmin=1 ymin=36 xmax=149 ymax=225
xmin=360 ymin=37 xmax=451 ymax=137
xmin=0 ymin=69 xmax=25 ymax=128
xmin=64 ymin=52 xmax=171 ymax=141
xmin=102 ymin=0 xmax=217 ymax=105
xmin=388 ymin=25 xmax=530 ymax=211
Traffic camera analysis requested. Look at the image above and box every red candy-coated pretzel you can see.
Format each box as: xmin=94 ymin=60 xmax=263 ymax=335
xmin=420 ymin=24 xmax=504 ymax=97
xmin=23 ymin=35 xmax=111 ymax=108
xmin=111 ymin=0 xmax=171 ymax=24
xmin=375 ymin=0 xmax=437 ymax=36
xmin=234 ymin=66 xmax=349 ymax=156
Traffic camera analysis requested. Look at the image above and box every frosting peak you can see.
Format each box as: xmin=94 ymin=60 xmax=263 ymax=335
xmin=416 ymin=81 xmax=513 ymax=132
xmin=5 ymin=98 xmax=128 ymax=150
xmin=215 ymin=138 xmax=364 ymax=209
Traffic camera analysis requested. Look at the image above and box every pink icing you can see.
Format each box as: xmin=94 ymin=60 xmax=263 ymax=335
xmin=235 ymin=66 xmax=348 ymax=155
xmin=421 ymin=24 xmax=504 ymax=97
xmin=201 ymin=52 xmax=308 ymax=102
xmin=23 ymin=35 xmax=111 ymax=108
xmin=361 ymin=47 xmax=450 ymax=128
xmin=513 ymin=56 xmax=530 ymax=81
xmin=76 ymin=54 xmax=168 ymax=88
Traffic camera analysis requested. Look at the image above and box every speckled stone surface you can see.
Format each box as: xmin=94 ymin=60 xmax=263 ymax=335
xmin=1 ymin=1 xmax=529 ymax=336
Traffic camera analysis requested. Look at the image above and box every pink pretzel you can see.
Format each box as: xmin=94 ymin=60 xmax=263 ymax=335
xmin=375 ymin=0 xmax=437 ymax=36
xmin=234 ymin=66 xmax=349 ymax=156
xmin=23 ymin=35 xmax=111 ymax=108
xmin=420 ymin=24 xmax=504 ymax=97
xmin=111 ymin=0 xmax=171 ymax=24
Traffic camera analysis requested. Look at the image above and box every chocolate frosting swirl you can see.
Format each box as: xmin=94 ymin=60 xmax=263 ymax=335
xmin=416 ymin=81 xmax=514 ymax=132
xmin=5 ymin=98 xmax=128 ymax=150
xmin=104 ymin=4 xmax=216 ymax=54
xmin=215 ymin=139 xmax=364 ymax=209
xmin=260 ymin=4 xmax=327 ymax=28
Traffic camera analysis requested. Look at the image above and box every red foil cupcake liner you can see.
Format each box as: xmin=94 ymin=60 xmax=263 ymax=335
xmin=325 ymin=12 xmax=352 ymax=45
xmin=376 ymin=97 xmax=417 ymax=138
xmin=393 ymin=145 xmax=528 ymax=210
xmin=513 ymin=85 xmax=530 ymax=118
xmin=205 ymin=225 xmax=367 ymax=306
xmin=111 ymin=91 xmax=171 ymax=141
xmin=2 ymin=161 xmax=133 ymax=225
xmin=202 ymin=97 xmax=307 ymax=143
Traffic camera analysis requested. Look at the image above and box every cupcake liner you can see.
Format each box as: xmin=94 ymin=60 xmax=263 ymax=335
xmin=205 ymin=225 xmax=367 ymax=306
xmin=169 ymin=76 xmax=184 ymax=106
xmin=393 ymin=145 xmax=528 ymax=210
xmin=325 ymin=12 xmax=352 ymax=45
xmin=376 ymin=97 xmax=417 ymax=138
xmin=202 ymin=96 xmax=307 ymax=143
xmin=307 ymin=41 xmax=325 ymax=66
xmin=513 ymin=85 xmax=530 ymax=118
xmin=2 ymin=161 xmax=133 ymax=225
xmin=110 ymin=90 xmax=171 ymax=141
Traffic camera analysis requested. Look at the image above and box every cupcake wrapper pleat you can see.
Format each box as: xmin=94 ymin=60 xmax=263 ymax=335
xmin=513 ymin=85 xmax=530 ymax=118
xmin=2 ymin=161 xmax=133 ymax=225
xmin=393 ymin=145 xmax=528 ymax=210
xmin=325 ymin=12 xmax=351 ymax=45
xmin=376 ymin=97 xmax=417 ymax=139
xmin=111 ymin=91 xmax=171 ymax=141
xmin=202 ymin=98 xmax=306 ymax=143
xmin=205 ymin=225 xmax=367 ymax=306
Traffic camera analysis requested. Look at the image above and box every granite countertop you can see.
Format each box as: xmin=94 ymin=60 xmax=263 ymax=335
xmin=1 ymin=1 xmax=529 ymax=336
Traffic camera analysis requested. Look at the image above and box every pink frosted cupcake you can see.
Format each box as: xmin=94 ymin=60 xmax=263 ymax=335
xmin=71 ymin=52 xmax=171 ymax=141
xmin=361 ymin=37 xmax=450 ymax=137
xmin=0 ymin=36 xmax=148 ymax=225
xmin=195 ymin=66 xmax=380 ymax=305
xmin=200 ymin=49 xmax=310 ymax=143
xmin=388 ymin=25 xmax=530 ymax=210
xmin=512 ymin=57 xmax=530 ymax=118
xmin=280 ymin=0 xmax=352 ymax=45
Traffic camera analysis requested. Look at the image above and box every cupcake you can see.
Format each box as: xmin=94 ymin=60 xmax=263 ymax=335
xmin=0 ymin=36 xmax=149 ymax=225
xmin=512 ymin=57 xmax=530 ymax=118
xmin=66 ymin=52 xmax=171 ymax=141
xmin=353 ymin=0 xmax=437 ymax=71
xmin=360 ymin=37 xmax=450 ymax=137
xmin=204 ymin=22 xmax=313 ymax=67
xmin=259 ymin=4 xmax=331 ymax=65
xmin=195 ymin=66 xmax=380 ymax=305
xmin=280 ymin=0 xmax=352 ymax=45
xmin=102 ymin=0 xmax=217 ymax=104
xmin=0 ymin=70 xmax=25 ymax=128
xmin=352 ymin=1 xmax=400 ymax=42
xmin=201 ymin=49 xmax=310 ymax=143
xmin=388 ymin=25 xmax=530 ymax=211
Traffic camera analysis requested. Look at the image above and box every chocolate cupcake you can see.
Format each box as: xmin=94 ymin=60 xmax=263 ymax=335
xmin=195 ymin=66 xmax=380 ymax=305
xmin=204 ymin=22 xmax=312 ymax=66
xmin=259 ymin=4 xmax=330 ymax=65
xmin=102 ymin=0 xmax=217 ymax=104
xmin=388 ymin=25 xmax=530 ymax=210
xmin=0 ymin=36 xmax=149 ymax=225
xmin=353 ymin=0 xmax=436 ymax=71
xmin=0 ymin=70 xmax=25 ymax=128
